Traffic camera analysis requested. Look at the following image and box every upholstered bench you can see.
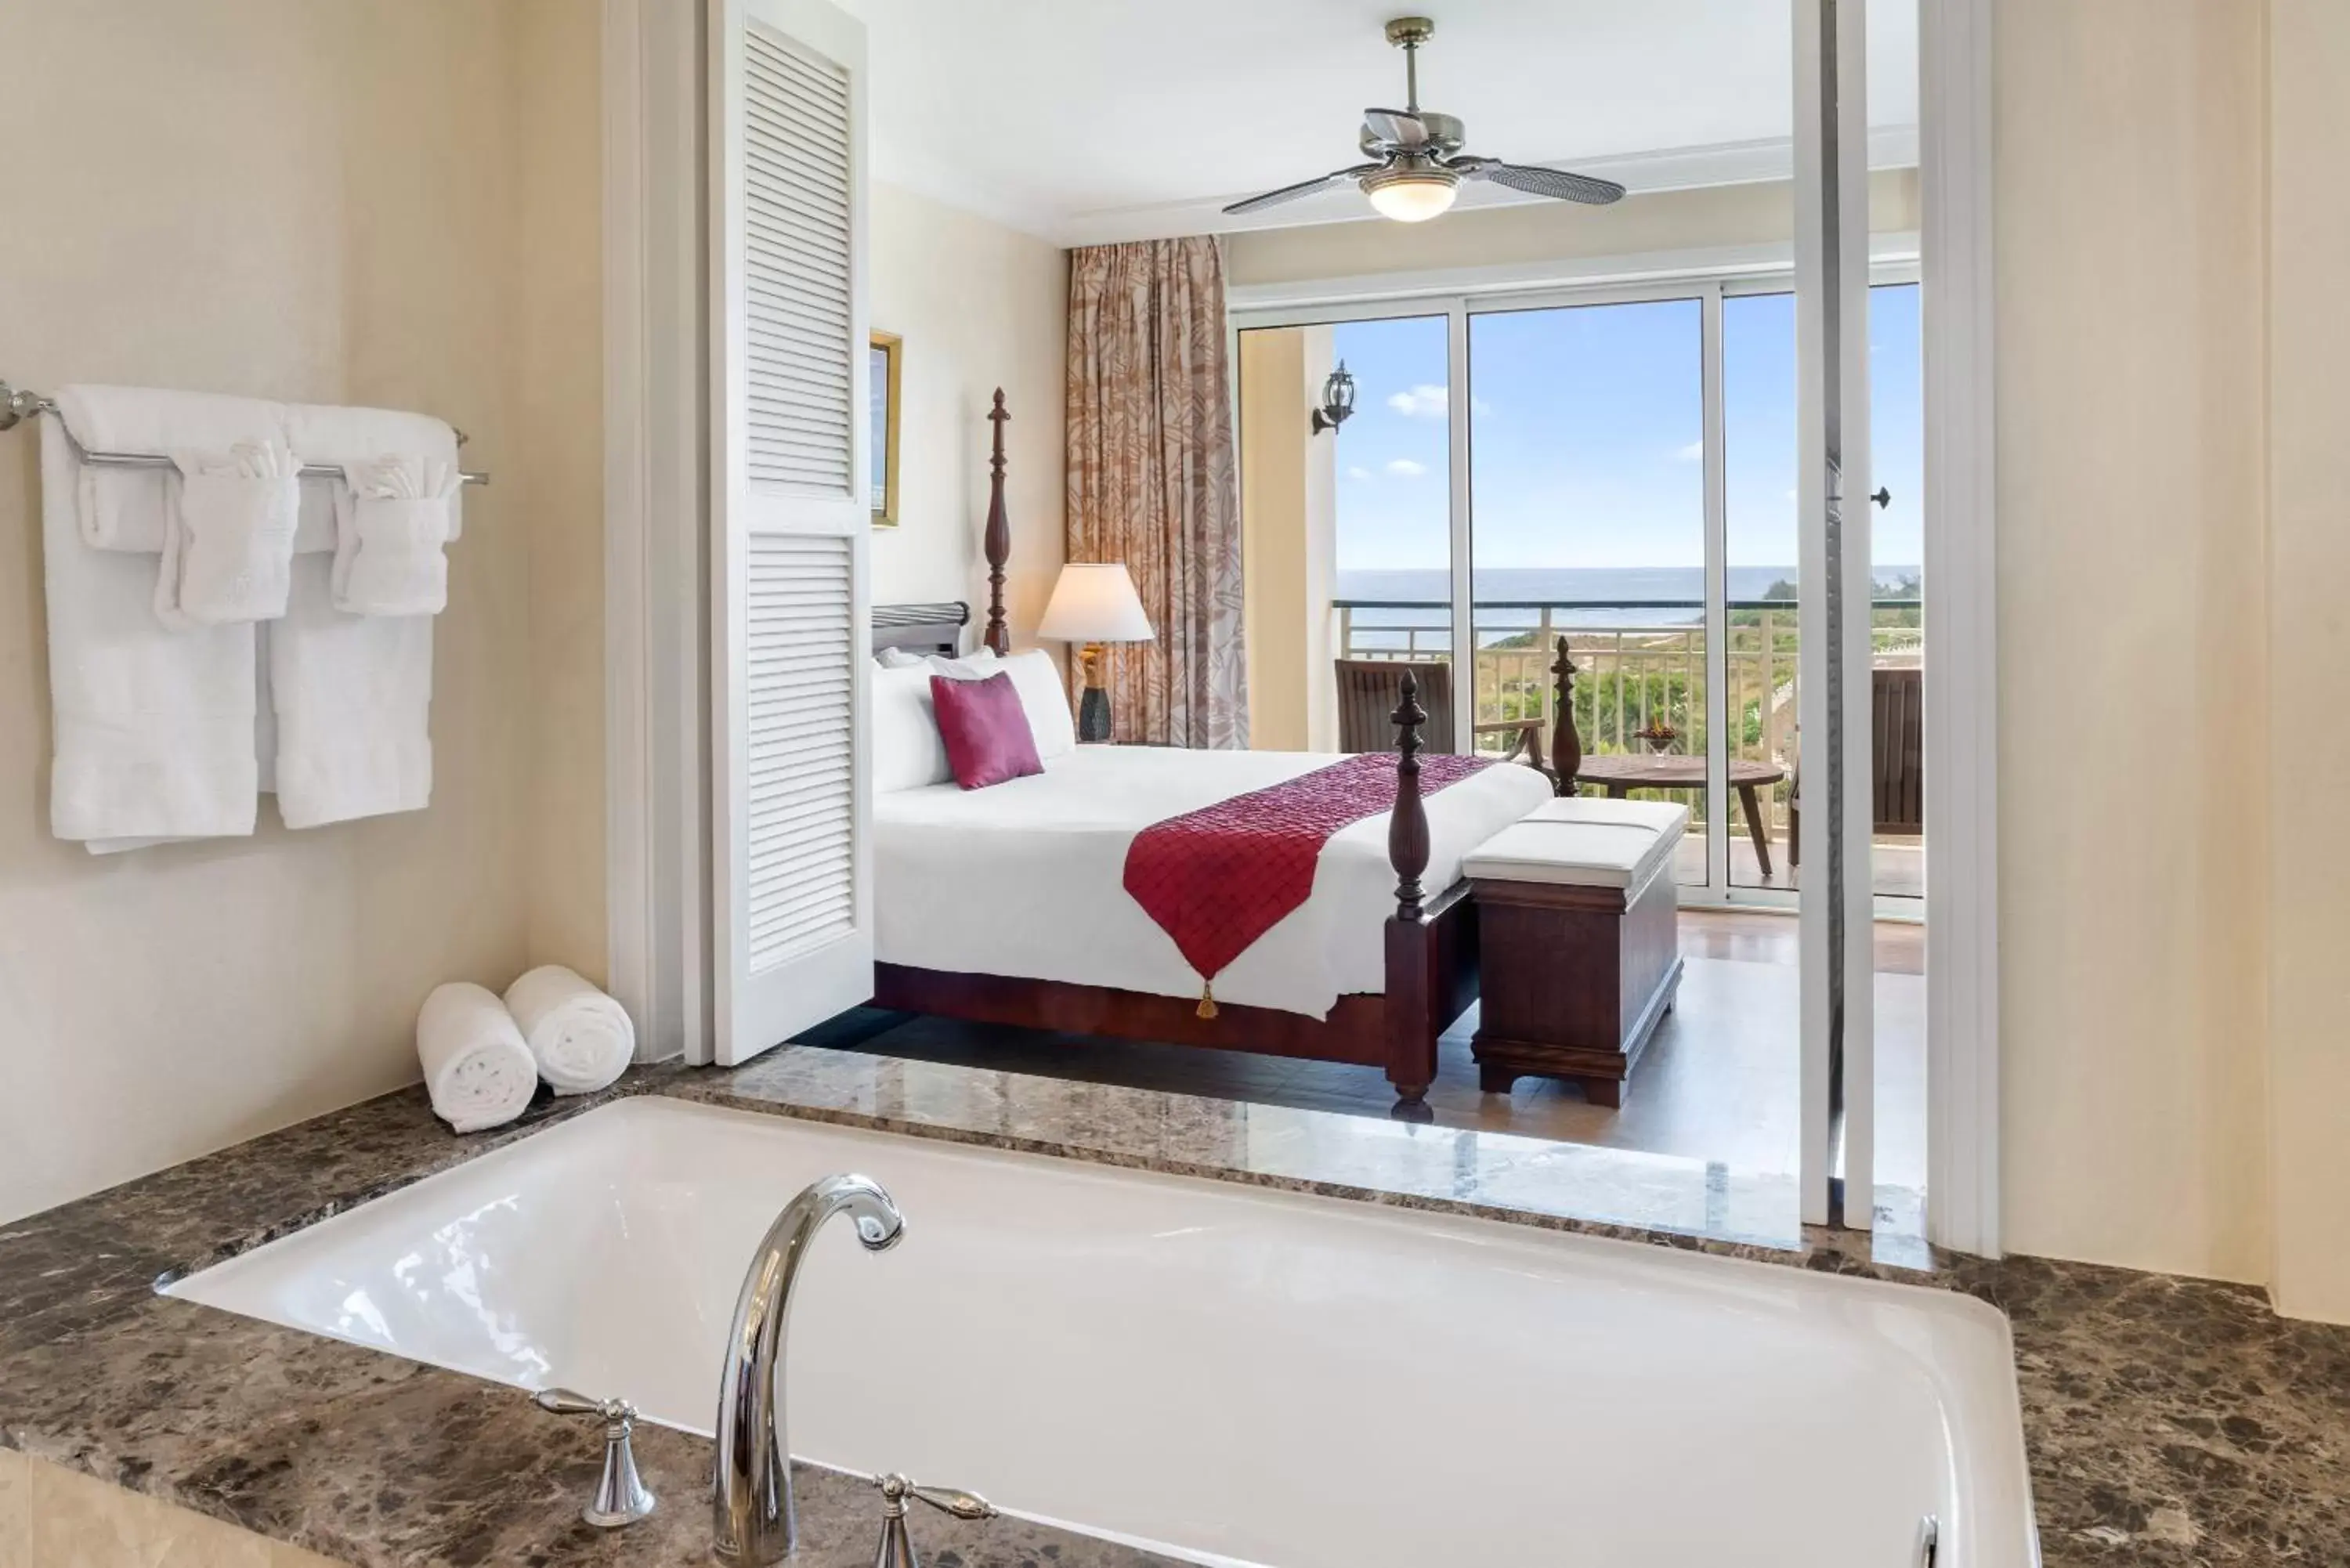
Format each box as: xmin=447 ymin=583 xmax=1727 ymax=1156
xmin=1465 ymin=798 xmax=1689 ymax=1106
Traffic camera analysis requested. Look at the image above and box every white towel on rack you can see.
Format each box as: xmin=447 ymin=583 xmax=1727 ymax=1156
xmin=38 ymin=421 xmax=258 ymax=847
xmin=52 ymin=385 xmax=289 ymax=554
xmin=156 ymin=442 xmax=302 ymax=627
xmin=331 ymin=455 xmax=457 ymax=617
xmin=416 ymin=981 xmax=539 ymax=1134
xmin=503 ymin=966 xmax=635 ymax=1096
xmin=269 ymin=552 xmax=432 ymax=829
xmin=284 ymin=401 xmax=462 ymax=542
xmin=264 ymin=402 xmax=454 ymax=829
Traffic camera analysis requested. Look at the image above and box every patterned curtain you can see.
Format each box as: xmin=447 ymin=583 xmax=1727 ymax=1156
xmin=1065 ymin=237 xmax=1249 ymax=749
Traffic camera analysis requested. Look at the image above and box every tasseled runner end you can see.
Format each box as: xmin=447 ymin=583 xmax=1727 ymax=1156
xmin=1197 ymin=981 xmax=1219 ymax=1021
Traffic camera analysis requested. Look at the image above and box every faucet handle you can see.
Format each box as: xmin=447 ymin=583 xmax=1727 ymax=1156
xmin=535 ymin=1389 xmax=657 ymax=1529
xmin=877 ymin=1471 xmax=997 ymax=1520
xmin=535 ymin=1388 xmax=629 ymax=1422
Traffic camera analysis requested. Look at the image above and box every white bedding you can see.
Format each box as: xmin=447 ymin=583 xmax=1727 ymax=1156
xmin=875 ymin=746 xmax=1554 ymax=1020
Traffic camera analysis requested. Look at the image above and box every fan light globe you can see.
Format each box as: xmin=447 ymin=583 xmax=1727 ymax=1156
xmin=1363 ymin=170 xmax=1458 ymax=222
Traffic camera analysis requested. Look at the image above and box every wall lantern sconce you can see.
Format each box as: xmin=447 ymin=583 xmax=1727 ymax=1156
xmin=1310 ymin=361 xmax=1356 ymax=435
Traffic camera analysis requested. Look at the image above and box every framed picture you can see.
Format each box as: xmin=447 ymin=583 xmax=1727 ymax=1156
xmin=870 ymin=330 xmax=902 ymax=526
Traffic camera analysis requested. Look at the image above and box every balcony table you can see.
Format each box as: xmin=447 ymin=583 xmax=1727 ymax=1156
xmin=1571 ymin=753 xmax=1788 ymax=878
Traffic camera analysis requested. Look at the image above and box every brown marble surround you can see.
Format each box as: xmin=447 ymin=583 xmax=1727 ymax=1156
xmin=2 ymin=1046 xmax=2344 ymax=1565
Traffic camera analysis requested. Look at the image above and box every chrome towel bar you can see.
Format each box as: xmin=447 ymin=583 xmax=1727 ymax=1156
xmin=0 ymin=379 xmax=490 ymax=486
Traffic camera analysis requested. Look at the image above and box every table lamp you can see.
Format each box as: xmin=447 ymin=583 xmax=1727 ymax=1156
xmin=1037 ymin=562 xmax=1154 ymax=742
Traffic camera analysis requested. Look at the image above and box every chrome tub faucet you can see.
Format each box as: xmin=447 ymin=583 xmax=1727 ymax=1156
xmin=712 ymin=1172 xmax=906 ymax=1563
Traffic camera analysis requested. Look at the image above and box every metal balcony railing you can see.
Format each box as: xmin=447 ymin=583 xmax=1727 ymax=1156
xmin=1332 ymin=598 xmax=1925 ymax=835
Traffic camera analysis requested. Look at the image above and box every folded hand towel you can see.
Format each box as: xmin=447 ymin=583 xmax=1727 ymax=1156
xmin=503 ymin=966 xmax=636 ymax=1096
xmin=38 ymin=421 xmax=258 ymax=846
xmin=331 ymin=456 xmax=457 ymax=617
xmin=157 ymin=442 xmax=301 ymax=627
xmin=285 ymin=402 xmax=462 ymax=545
xmin=52 ymin=385 xmax=287 ymax=553
xmin=417 ymin=981 xmax=539 ymax=1134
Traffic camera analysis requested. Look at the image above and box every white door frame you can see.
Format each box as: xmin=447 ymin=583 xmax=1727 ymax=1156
xmin=605 ymin=0 xmax=714 ymax=1063
xmin=1918 ymin=0 xmax=2001 ymax=1257
xmin=605 ymin=0 xmax=2002 ymax=1253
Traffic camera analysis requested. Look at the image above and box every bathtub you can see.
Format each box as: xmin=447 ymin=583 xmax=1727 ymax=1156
xmin=168 ymin=1097 xmax=2036 ymax=1567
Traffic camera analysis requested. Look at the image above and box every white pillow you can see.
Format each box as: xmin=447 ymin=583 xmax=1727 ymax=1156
xmin=871 ymin=664 xmax=950 ymax=793
xmin=874 ymin=646 xmax=928 ymax=669
xmin=993 ymin=648 xmax=1077 ymax=760
xmin=926 ymin=648 xmax=996 ymax=677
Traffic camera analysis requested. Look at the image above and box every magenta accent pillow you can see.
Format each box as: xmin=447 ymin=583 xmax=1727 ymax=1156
xmin=930 ymin=670 xmax=1044 ymax=789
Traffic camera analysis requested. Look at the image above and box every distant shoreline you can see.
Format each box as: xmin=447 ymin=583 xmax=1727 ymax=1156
xmin=1334 ymin=565 xmax=1923 ymax=605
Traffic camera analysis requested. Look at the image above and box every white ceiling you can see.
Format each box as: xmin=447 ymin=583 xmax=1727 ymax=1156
xmin=837 ymin=1 xmax=1919 ymax=246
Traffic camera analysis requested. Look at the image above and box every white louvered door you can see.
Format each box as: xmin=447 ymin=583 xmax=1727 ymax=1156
xmin=710 ymin=0 xmax=872 ymax=1065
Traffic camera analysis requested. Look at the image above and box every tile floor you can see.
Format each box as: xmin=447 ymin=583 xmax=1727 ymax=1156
xmin=829 ymin=909 xmax=1925 ymax=1194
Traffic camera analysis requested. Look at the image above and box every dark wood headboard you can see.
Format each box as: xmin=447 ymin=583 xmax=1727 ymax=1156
xmin=872 ymin=601 xmax=969 ymax=657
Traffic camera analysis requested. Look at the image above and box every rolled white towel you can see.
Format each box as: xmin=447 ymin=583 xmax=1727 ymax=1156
xmin=417 ymin=981 xmax=539 ymax=1133
xmin=504 ymin=965 xmax=635 ymax=1096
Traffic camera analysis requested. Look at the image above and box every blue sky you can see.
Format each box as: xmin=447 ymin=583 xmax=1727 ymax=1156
xmin=1318 ymin=285 xmax=1925 ymax=583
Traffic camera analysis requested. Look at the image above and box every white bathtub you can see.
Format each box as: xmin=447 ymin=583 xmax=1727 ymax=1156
xmin=168 ymin=1097 xmax=2036 ymax=1567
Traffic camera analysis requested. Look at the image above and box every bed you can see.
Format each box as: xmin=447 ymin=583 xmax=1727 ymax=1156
xmin=866 ymin=394 xmax=1568 ymax=1116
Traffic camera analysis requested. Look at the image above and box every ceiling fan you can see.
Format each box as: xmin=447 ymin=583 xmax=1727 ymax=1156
xmin=1223 ymin=16 xmax=1626 ymax=225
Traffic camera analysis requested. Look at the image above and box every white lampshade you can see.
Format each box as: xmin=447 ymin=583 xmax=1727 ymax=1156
xmin=1037 ymin=562 xmax=1155 ymax=644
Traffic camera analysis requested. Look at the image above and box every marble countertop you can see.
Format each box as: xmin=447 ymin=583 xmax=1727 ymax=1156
xmin=4 ymin=1046 xmax=2345 ymax=1565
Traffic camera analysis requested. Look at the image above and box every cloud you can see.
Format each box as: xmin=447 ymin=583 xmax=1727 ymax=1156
xmin=1383 ymin=384 xmax=1494 ymax=419
xmin=1673 ymin=439 xmax=1705 ymax=463
xmin=1346 ymin=464 xmax=1372 ymax=481
xmin=1386 ymin=458 xmax=1429 ymax=478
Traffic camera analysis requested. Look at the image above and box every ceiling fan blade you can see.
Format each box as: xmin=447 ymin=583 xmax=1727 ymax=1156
xmin=1464 ymin=161 xmax=1626 ymax=205
xmin=1361 ymin=108 xmax=1431 ymax=148
xmin=1222 ymin=164 xmax=1381 ymax=216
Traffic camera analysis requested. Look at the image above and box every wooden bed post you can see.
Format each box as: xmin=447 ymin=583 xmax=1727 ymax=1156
xmin=1383 ymin=671 xmax=1438 ymax=1118
xmin=982 ymin=389 xmax=1011 ymax=656
xmin=1550 ymin=635 xmax=1582 ymax=798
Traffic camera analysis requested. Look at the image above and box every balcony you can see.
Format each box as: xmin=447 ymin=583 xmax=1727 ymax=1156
xmin=1334 ymin=598 xmax=1925 ymax=898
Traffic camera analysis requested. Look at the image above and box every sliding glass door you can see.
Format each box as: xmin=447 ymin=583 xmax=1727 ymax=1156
xmin=1466 ymin=296 xmax=1712 ymax=887
xmin=1236 ymin=272 xmax=1918 ymax=907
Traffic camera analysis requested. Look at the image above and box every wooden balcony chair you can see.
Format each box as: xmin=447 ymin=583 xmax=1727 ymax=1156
xmin=1334 ymin=658 xmax=1549 ymax=774
xmin=1788 ymin=667 xmax=1924 ymax=865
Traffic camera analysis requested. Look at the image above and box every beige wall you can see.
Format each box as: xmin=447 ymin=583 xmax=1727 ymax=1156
xmin=0 ymin=1449 xmax=338 ymax=1567
xmin=2263 ymin=0 xmax=2350 ymax=1322
xmin=0 ymin=0 xmax=602 ymax=1225
xmin=1239 ymin=331 xmax=1309 ymax=750
xmin=1993 ymin=0 xmax=2272 ymax=1286
xmin=1238 ymin=326 xmax=1337 ymax=753
xmin=512 ymin=0 xmax=608 ymax=982
xmin=869 ymin=183 xmax=1068 ymax=649
xmin=1224 ymin=170 xmax=1918 ymax=290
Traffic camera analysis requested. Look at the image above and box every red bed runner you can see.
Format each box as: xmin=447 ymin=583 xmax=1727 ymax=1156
xmin=1121 ymin=751 xmax=1491 ymax=1011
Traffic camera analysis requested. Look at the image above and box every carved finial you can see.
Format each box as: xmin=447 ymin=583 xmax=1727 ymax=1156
xmin=1549 ymin=636 xmax=1583 ymax=798
xmin=1389 ymin=669 xmax=1430 ymax=920
xmin=1391 ymin=669 xmax=1426 ymax=762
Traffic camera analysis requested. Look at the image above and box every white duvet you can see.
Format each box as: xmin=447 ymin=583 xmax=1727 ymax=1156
xmin=875 ymin=746 xmax=1554 ymax=1020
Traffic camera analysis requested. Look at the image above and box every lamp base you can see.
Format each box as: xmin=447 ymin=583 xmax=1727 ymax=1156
xmin=1077 ymin=685 xmax=1112 ymax=745
xmin=1074 ymin=641 xmax=1115 ymax=743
